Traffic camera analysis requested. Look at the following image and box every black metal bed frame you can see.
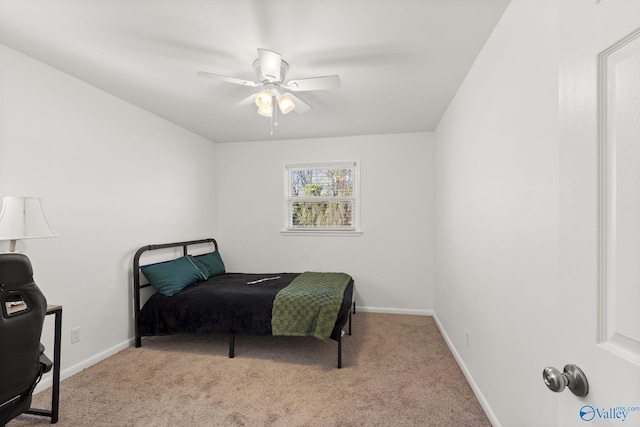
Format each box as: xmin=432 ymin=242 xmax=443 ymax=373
xmin=132 ymin=238 xmax=355 ymax=368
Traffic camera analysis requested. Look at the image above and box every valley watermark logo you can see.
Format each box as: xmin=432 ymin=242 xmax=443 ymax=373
xmin=580 ymin=405 xmax=640 ymax=422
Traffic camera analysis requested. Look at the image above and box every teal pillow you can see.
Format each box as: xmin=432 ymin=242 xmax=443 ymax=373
xmin=141 ymin=256 xmax=207 ymax=296
xmin=190 ymin=251 xmax=225 ymax=278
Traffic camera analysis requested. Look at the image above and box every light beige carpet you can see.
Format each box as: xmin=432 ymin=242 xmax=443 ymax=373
xmin=9 ymin=313 xmax=490 ymax=426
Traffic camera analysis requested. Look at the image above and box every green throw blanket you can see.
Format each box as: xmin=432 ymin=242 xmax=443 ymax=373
xmin=271 ymin=272 xmax=351 ymax=341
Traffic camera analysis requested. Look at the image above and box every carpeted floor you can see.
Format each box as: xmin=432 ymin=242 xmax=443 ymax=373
xmin=9 ymin=313 xmax=490 ymax=426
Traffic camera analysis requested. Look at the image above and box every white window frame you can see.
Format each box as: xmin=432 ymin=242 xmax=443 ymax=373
xmin=282 ymin=161 xmax=362 ymax=236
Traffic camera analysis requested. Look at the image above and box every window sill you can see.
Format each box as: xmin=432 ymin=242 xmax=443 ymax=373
xmin=281 ymin=229 xmax=363 ymax=237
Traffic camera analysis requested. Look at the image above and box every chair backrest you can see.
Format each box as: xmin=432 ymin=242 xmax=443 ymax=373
xmin=0 ymin=253 xmax=47 ymax=424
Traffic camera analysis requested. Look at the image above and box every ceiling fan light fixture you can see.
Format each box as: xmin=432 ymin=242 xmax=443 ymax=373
xmin=197 ymin=48 xmax=338 ymax=126
xmin=277 ymin=94 xmax=295 ymax=114
xmin=257 ymin=104 xmax=273 ymax=117
xmin=255 ymin=89 xmax=272 ymax=108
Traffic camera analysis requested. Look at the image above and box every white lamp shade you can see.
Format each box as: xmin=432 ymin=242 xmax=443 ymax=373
xmin=255 ymin=89 xmax=272 ymax=109
xmin=277 ymin=94 xmax=295 ymax=114
xmin=0 ymin=196 xmax=57 ymax=241
xmin=257 ymin=104 xmax=273 ymax=117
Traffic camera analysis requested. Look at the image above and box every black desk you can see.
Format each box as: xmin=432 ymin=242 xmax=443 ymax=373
xmin=26 ymin=304 xmax=61 ymax=424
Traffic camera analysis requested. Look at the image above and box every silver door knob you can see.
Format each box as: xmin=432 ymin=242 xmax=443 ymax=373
xmin=542 ymin=364 xmax=589 ymax=396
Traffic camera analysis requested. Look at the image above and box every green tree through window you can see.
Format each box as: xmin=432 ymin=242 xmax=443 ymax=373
xmin=287 ymin=164 xmax=356 ymax=230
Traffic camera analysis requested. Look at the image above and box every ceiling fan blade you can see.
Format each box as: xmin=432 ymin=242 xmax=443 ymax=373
xmin=257 ymin=48 xmax=282 ymax=81
xmin=285 ymin=75 xmax=341 ymax=92
xmin=234 ymin=93 xmax=258 ymax=108
xmin=287 ymin=93 xmax=312 ymax=114
xmin=197 ymin=71 xmax=259 ymax=87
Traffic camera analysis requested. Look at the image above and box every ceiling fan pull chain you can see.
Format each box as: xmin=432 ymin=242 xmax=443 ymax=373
xmin=274 ymin=95 xmax=279 ymax=127
xmin=270 ymin=97 xmax=274 ymax=135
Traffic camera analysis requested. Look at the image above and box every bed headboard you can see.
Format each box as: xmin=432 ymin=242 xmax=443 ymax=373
xmin=132 ymin=238 xmax=218 ymax=346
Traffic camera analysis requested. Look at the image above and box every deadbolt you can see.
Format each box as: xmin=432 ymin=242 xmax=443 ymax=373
xmin=543 ymin=364 xmax=589 ymax=397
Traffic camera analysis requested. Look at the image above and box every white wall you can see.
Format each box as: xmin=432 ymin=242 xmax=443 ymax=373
xmin=434 ymin=0 xmax=560 ymax=425
xmin=0 ymin=44 xmax=217 ymax=386
xmin=216 ymin=133 xmax=435 ymax=314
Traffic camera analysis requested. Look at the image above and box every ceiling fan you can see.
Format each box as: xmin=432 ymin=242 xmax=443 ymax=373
xmin=197 ymin=48 xmax=341 ymax=118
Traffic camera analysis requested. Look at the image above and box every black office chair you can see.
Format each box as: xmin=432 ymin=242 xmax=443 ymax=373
xmin=0 ymin=253 xmax=52 ymax=426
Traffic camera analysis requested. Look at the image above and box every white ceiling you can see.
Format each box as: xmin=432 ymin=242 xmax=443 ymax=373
xmin=0 ymin=0 xmax=510 ymax=143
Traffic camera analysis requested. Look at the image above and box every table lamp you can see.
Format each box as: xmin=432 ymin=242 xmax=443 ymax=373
xmin=0 ymin=196 xmax=57 ymax=252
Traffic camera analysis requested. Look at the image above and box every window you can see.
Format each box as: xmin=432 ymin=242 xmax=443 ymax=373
xmin=284 ymin=162 xmax=360 ymax=235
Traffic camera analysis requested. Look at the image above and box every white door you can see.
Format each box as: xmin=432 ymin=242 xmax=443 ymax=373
xmin=558 ymin=0 xmax=640 ymax=425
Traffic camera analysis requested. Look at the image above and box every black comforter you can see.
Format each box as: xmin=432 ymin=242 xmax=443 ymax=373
xmin=137 ymin=273 xmax=354 ymax=341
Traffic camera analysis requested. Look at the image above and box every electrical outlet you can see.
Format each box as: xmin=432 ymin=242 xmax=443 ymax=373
xmin=71 ymin=327 xmax=80 ymax=344
xmin=466 ymin=329 xmax=471 ymax=347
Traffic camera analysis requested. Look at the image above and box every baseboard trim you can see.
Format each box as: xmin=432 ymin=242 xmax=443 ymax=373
xmin=357 ymin=306 xmax=433 ymax=316
xmin=34 ymin=338 xmax=135 ymax=394
xmin=431 ymin=313 xmax=500 ymax=427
